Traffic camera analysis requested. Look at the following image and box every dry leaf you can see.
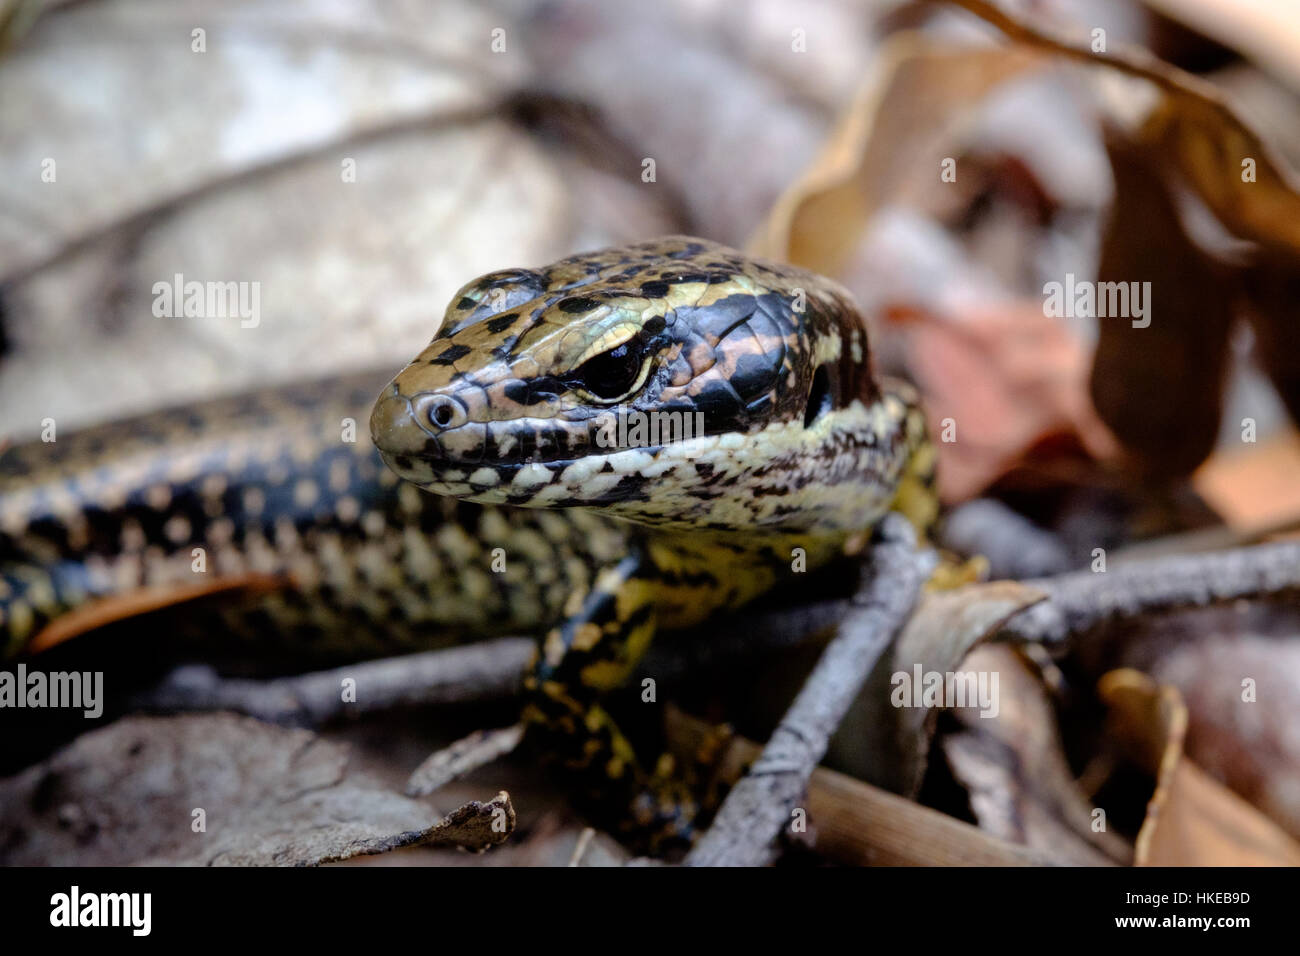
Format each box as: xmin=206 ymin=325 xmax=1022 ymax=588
xmin=901 ymin=302 xmax=1120 ymax=502
xmin=748 ymin=37 xmax=1045 ymax=272
xmin=1194 ymin=429 xmax=1300 ymax=531
xmin=1141 ymin=0 xmax=1300 ymax=92
xmin=1089 ymin=133 xmax=1236 ymax=478
xmin=1111 ymin=610 xmax=1300 ymax=841
xmin=943 ymin=644 xmax=1131 ymax=865
xmin=956 ymin=0 xmax=1300 ymax=471
xmin=0 ymin=713 xmax=513 ymax=865
xmin=830 ymin=580 xmax=1045 ymax=793
xmin=1240 ymin=257 xmax=1300 ymax=430
xmin=1098 ymin=668 xmax=1300 ymax=866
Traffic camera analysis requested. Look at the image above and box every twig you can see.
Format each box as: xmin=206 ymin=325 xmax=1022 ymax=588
xmin=568 ymin=828 xmax=597 ymax=867
xmin=135 ymin=537 xmax=1300 ymax=731
xmin=939 ymin=498 xmax=1073 ymax=578
xmin=133 ymin=638 xmax=534 ymax=725
xmin=685 ymin=514 xmax=936 ymax=867
xmin=1002 ymin=539 xmax=1300 ymax=647
xmin=134 ymin=603 xmax=853 ymax=725
xmin=406 ymin=723 xmax=526 ymax=797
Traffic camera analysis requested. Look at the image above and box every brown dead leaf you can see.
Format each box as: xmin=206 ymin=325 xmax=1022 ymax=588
xmin=1110 ymin=610 xmax=1300 ymax=842
xmin=1241 ymin=257 xmax=1300 ymax=429
xmin=957 ymin=0 xmax=1300 ymax=475
xmin=748 ymin=37 xmax=1045 ymax=273
xmin=1098 ymin=668 xmax=1300 ymax=866
xmin=1141 ymin=0 xmax=1300 ymax=92
xmin=1194 ymin=429 xmax=1300 ymax=531
xmin=900 ymin=302 xmax=1121 ymax=502
xmin=954 ymin=0 xmax=1300 ymax=255
xmin=830 ymin=580 xmax=1045 ymax=793
xmin=0 ymin=713 xmax=513 ymax=865
xmin=1089 ymin=133 xmax=1236 ymax=479
xmin=943 ymin=644 xmax=1131 ymax=865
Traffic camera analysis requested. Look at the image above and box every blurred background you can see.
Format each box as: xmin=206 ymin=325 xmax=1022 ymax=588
xmin=3 ymin=0 xmax=1300 ymax=866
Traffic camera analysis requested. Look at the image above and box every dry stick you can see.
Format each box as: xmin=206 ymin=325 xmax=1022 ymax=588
xmin=1002 ymin=539 xmax=1300 ymax=647
xmin=133 ymin=637 xmax=535 ymax=725
xmin=406 ymin=723 xmax=526 ymax=797
xmin=685 ymin=514 xmax=936 ymax=867
xmin=134 ymin=603 xmax=855 ymax=724
xmin=939 ymin=498 xmax=1073 ymax=578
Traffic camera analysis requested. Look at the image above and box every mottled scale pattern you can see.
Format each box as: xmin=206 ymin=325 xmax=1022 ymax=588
xmin=1 ymin=373 xmax=626 ymax=659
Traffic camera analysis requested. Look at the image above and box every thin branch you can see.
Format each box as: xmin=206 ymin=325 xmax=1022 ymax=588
xmin=134 ymin=601 xmax=853 ymax=725
xmin=133 ymin=637 xmax=535 ymax=725
xmin=1003 ymin=539 xmax=1300 ymax=646
xmin=568 ymin=828 xmax=598 ymax=867
xmin=406 ymin=723 xmax=526 ymax=797
xmin=685 ymin=514 xmax=936 ymax=867
xmin=939 ymin=498 xmax=1073 ymax=578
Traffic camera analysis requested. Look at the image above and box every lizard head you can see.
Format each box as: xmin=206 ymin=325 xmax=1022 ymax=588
xmin=371 ymin=236 xmax=916 ymax=533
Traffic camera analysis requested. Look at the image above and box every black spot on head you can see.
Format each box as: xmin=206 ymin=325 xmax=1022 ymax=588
xmin=486 ymin=313 xmax=517 ymax=334
xmin=558 ymin=296 xmax=598 ymax=314
xmin=431 ymin=344 xmax=471 ymax=366
xmin=640 ymin=280 xmax=670 ymax=298
xmin=503 ymin=380 xmax=531 ymax=404
xmin=456 ymin=297 xmax=476 ymax=310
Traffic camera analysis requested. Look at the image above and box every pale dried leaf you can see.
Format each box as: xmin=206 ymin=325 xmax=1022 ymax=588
xmin=0 ymin=713 xmax=513 ymax=865
xmin=1098 ymin=669 xmax=1300 ymax=866
xmin=830 ymin=580 xmax=1045 ymax=793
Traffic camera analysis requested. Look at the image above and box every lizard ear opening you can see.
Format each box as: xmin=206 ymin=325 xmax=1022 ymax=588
xmin=803 ymin=364 xmax=833 ymax=428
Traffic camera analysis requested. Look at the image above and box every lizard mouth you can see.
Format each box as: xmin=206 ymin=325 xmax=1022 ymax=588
xmin=370 ymin=383 xmax=730 ymax=507
xmin=371 ymin=385 xmax=602 ymax=470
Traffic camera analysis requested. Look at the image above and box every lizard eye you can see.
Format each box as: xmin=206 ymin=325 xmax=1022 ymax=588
xmin=570 ymin=340 xmax=649 ymax=402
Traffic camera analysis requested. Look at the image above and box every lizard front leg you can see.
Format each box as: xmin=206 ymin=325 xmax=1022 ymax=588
xmin=520 ymin=549 xmax=700 ymax=851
